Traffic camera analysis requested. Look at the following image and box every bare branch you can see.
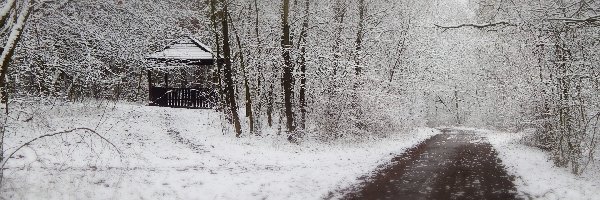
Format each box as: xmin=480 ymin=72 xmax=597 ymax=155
xmin=0 ymin=128 xmax=122 ymax=169
xmin=434 ymin=21 xmax=516 ymax=29
xmin=547 ymin=15 xmax=600 ymax=23
xmin=0 ymin=1 xmax=33 ymax=92
xmin=0 ymin=0 xmax=17 ymax=27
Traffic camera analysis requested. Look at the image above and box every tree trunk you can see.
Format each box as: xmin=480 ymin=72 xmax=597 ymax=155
xmin=332 ymin=0 xmax=346 ymax=72
xmin=0 ymin=0 xmax=17 ymax=27
xmin=0 ymin=1 xmax=32 ymax=103
xmin=267 ymin=83 xmax=274 ymax=127
xmin=351 ymin=0 xmax=366 ymax=129
xmin=454 ymin=88 xmax=460 ymax=125
xmin=253 ymin=0 xmax=263 ymax=134
xmin=209 ymin=0 xmax=226 ymax=114
xmin=0 ymin=0 xmax=33 ymax=184
xmin=220 ymin=0 xmax=242 ymax=136
xmin=281 ymin=0 xmax=295 ymax=135
xmin=229 ymin=13 xmax=255 ymax=134
xmin=298 ymin=0 xmax=310 ymax=131
xmin=355 ymin=0 xmax=365 ymax=76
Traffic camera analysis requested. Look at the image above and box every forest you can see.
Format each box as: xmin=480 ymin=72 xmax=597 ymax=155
xmin=0 ymin=0 xmax=598 ymax=199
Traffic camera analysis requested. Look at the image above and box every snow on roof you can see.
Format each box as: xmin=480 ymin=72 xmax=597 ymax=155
xmin=146 ymin=37 xmax=216 ymax=64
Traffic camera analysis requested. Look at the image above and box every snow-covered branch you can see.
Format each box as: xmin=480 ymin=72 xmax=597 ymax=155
xmin=0 ymin=127 xmax=121 ymax=169
xmin=0 ymin=0 xmax=16 ymax=26
xmin=0 ymin=0 xmax=32 ymax=90
xmin=434 ymin=21 xmax=515 ymax=29
xmin=434 ymin=15 xmax=599 ymax=30
xmin=547 ymin=15 xmax=600 ymax=23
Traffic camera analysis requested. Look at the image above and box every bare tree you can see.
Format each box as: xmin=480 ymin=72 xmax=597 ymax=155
xmin=219 ymin=0 xmax=242 ymax=136
xmin=281 ymin=0 xmax=295 ymax=136
xmin=297 ymin=0 xmax=310 ymax=131
xmin=354 ymin=0 xmax=365 ymax=76
xmin=0 ymin=0 xmax=33 ymax=104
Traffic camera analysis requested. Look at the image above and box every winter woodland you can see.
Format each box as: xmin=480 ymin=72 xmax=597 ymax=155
xmin=0 ymin=0 xmax=598 ymax=199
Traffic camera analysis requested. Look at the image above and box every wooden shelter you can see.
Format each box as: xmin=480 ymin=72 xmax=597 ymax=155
xmin=145 ymin=37 xmax=219 ymax=109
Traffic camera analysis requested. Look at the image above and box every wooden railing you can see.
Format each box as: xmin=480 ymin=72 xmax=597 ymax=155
xmin=149 ymin=87 xmax=216 ymax=109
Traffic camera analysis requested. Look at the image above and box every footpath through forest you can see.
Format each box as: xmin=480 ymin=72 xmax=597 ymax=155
xmin=336 ymin=129 xmax=520 ymax=200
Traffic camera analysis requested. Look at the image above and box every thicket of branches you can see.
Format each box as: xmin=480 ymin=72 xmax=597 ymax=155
xmin=0 ymin=0 xmax=196 ymax=186
xmin=478 ymin=0 xmax=600 ymax=175
xmin=2 ymin=0 xmax=423 ymax=142
xmin=207 ymin=0 xmax=422 ymax=141
xmin=432 ymin=0 xmax=600 ymax=174
xmin=8 ymin=0 xmax=202 ymax=101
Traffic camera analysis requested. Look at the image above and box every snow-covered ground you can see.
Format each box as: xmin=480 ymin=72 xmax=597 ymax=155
xmin=454 ymin=127 xmax=600 ymax=200
xmin=1 ymin=101 xmax=438 ymax=200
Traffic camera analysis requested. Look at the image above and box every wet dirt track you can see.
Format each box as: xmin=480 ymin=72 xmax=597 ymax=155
xmin=340 ymin=129 xmax=519 ymax=200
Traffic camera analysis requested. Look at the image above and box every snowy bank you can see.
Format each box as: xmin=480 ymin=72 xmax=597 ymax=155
xmin=456 ymin=128 xmax=600 ymax=200
xmin=1 ymin=101 xmax=438 ymax=200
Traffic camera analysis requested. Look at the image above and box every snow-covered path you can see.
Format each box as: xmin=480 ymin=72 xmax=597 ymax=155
xmin=336 ymin=129 xmax=519 ymax=199
xmin=442 ymin=128 xmax=600 ymax=200
xmin=332 ymin=128 xmax=600 ymax=200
